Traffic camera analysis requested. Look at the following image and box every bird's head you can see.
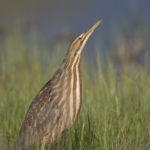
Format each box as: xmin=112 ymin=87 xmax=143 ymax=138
xmin=66 ymin=19 xmax=103 ymax=64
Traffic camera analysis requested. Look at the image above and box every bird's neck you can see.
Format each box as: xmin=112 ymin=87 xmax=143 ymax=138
xmin=61 ymin=53 xmax=82 ymax=125
xmin=63 ymin=53 xmax=81 ymax=70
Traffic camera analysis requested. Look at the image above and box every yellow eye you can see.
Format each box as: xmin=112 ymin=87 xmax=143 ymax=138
xmin=78 ymin=34 xmax=83 ymax=40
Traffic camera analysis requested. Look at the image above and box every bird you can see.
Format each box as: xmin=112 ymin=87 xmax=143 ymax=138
xmin=15 ymin=19 xmax=102 ymax=149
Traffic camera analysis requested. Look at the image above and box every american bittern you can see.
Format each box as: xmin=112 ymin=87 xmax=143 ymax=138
xmin=16 ymin=19 xmax=102 ymax=149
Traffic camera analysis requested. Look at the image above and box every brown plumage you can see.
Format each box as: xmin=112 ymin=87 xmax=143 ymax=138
xmin=16 ymin=19 xmax=102 ymax=149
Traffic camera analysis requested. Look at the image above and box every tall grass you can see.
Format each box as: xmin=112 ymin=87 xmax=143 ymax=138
xmin=0 ymin=32 xmax=150 ymax=150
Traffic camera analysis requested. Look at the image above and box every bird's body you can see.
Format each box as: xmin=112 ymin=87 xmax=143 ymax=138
xmin=16 ymin=19 xmax=102 ymax=149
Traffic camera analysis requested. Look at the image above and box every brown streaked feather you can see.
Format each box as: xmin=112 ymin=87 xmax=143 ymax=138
xmin=76 ymin=63 xmax=82 ymax=116
xmin=65 ymin=69 xmax=72 ymax=126
xmin=16 ymin=69 xmax=65 ymax=148
xmin=72 ymin=57 xmax=80 ymax=121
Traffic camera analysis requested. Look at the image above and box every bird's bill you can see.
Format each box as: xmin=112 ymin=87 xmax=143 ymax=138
xmin=84 ymin=18 xmax=103 ymax=38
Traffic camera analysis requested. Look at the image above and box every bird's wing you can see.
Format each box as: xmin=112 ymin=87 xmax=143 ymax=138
xmin=17 ymin=77 xmax=64 ymax=147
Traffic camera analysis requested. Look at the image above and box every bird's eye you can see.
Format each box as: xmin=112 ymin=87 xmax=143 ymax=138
xmin=78 ymin=34 xmax=83 ymax=40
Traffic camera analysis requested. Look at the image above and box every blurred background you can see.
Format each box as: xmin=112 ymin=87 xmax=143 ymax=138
xmin=1 ymin=1 xmax=150 ymax=149
xmin=0 ymin=0 xmax=150 ymax=70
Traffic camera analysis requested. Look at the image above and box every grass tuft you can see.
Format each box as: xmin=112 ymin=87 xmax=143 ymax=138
xmin=0 ymin=33 xmax=150 ymax=150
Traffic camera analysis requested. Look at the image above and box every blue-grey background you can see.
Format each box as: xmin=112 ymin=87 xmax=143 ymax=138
xmin=0 ymin=0 xmax=150 ymax=63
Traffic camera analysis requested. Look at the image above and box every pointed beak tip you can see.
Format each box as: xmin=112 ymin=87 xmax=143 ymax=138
xmin=86 ymin=18 xmax=103 ymax=35
xmin=98 ymin=18 xmax=103 ymax=24
xmin=94 ymin=18 xmax=103 ymax=29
